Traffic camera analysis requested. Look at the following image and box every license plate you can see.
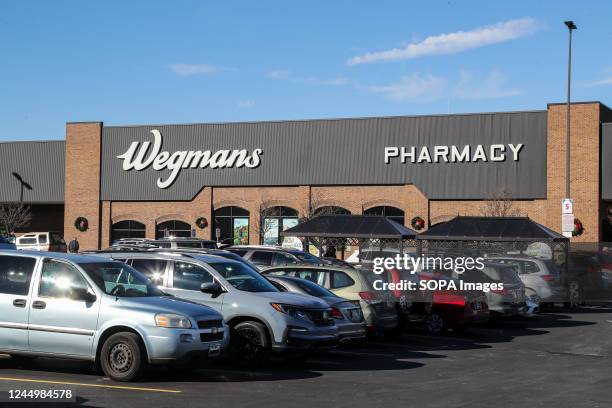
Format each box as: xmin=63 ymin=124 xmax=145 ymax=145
xmin=208 ymin=343 xmax=221 ymax=356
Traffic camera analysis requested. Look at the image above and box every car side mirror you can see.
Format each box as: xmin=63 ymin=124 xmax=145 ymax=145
xmin=72 ymin=287 xmax=97 ymax=303
xmin=200 ymin=282 xmax=224 ymax=297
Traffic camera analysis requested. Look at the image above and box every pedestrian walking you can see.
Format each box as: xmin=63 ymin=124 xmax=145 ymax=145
xmin=68 ymin=237 xmax=80 ymax=253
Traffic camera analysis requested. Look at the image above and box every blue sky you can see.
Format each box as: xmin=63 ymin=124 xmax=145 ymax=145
xmin=1 ymin=0 xmax=612 ymax=141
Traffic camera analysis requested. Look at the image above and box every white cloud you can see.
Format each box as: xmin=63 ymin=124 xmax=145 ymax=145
xmin=584 ymin=77 xmax=612 ymax=87
xmin=237 ymin=100 xmax=256 ymax=108
xmin=454 ymin=71 xmax=521 ymax=99
xmin=368 ymin=71 xmax=520 ymax=102
xmin=267 ymin=70 xmax=290 ymax=79
xmin=267 ymin=70 xmax=349 ymax=86
xmin=347 ymin=17 xmax=540 ymax=65
xmin=170 ymin=64 xmax=232 ymax=76
xmin=368 ymin=73 xmax=447 ymax=102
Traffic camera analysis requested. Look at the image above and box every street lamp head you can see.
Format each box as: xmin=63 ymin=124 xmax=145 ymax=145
xmin=11 ymin=172 xmax=23 ymax=182
xmin=564 ymin=20 xmax=577 ymax=30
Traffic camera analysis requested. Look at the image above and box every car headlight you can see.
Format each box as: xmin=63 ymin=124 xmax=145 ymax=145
xmin=155 ymin=313 xmax=192 ymax=328
xmin=270 ymin=303 xmax=311 ymax=321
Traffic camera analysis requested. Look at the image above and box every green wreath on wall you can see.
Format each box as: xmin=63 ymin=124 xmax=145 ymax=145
xmin=196 ymin=217 xmax=208 ymax=229
xmin=411 ymin=216 xmax=425 ymax=230
xmin=572 ymin=219 xmax=584 ymax=237
xmin=74 ymin=216 xmax=89 ymax=232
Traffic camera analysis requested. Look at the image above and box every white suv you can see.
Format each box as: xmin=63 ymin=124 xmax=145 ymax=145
xmin=16 ymin=232 xmax=67 ymax=252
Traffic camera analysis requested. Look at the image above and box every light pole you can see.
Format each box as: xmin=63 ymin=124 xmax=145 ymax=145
xmin=11 ymin=172 xmax=32 ymax=203
xmin=564 ymin=20 xmax=577 ymax=199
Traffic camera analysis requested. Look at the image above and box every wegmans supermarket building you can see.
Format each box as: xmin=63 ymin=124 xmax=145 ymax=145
xmin=2 ymin=101 xmax=612 ymax=250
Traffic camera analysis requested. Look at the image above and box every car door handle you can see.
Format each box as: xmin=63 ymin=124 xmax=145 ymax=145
xmin=32 ymin=301 xmax=46 ymax=309
xmin=13 ymin=299 xmax=27 ymax=308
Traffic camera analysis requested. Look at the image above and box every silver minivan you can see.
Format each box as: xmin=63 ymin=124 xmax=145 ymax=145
xmin=0 ymin=250 xmax=228 ymax=382
xmin=93 ymin=251 xmax=339 ymax=364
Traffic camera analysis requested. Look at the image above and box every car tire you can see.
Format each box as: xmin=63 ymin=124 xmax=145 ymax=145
xmin=100 ymin=332 xmax=147 ymax=382
xmin=230 ymin=321 xmax=271 ymax=366
xmin=565 ymin=280 xmax=583 ymax=309
xmin=424 ymin=312 xmax=447 ymax=335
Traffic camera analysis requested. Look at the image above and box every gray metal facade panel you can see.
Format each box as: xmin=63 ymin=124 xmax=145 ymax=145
xmin=0 ymin=141 xmax=65 ymax=203
xmin=602 ymin=123 xmax=612 ymax=200
xmin=100 ymin=111 xmax=548 ymax=201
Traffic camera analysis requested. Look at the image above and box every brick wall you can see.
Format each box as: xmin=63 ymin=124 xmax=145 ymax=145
xmin=546 ymin=103 xmax=601 ymax=242
xmin=102 ymin=188 xmax=212 ymax=246
xmin=100 ymin=185 xmax=430 ymax=247
xmin=429 ymin=200 xmax=548 ymax=226
xmin=64 ymin=122 xmax=102 ymax=251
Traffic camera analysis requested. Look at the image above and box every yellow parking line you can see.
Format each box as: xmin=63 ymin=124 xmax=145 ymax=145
xmin=0 ymin=377 xmax=181 ymax=393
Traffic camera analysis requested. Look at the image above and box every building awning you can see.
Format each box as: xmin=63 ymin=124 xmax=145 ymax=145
xmin=281 ymin=215 xmax=417 ymax=239
xmin=416 ymin=216 xmax=568 ymax=242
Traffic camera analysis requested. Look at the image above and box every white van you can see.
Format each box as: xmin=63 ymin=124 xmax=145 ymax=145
xmin=16 ymin=231 xmax=67 ymax=252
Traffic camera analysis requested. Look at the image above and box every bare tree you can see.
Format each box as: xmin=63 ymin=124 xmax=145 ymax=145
xmin=254 ymin=203 xmax=282 ymax=244
xmin=301 ymin=192 xmax=347 ymax=223
xmin=0 ymin=203 xmax=32 ymax=236
xmin=480 ymin=188 xmax=521 ymax=217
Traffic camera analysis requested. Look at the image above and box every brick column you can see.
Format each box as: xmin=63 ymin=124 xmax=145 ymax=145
xmin=546 ymin=103 xmax=601 ymax=242
xmin=64 ymin=122 xmax=103 ymax=251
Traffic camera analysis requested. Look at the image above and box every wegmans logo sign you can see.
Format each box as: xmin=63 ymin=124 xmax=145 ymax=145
xmin=117 ymin=129 xmax=263 ymax=189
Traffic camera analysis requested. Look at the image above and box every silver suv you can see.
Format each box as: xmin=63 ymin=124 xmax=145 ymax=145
xmin=0 ymin=251 xmax=228 ymax=382
xmin=93 ymin=251 xmax=339 ymax=364
xmin=486 ymin=255 xmax=565 ymax=306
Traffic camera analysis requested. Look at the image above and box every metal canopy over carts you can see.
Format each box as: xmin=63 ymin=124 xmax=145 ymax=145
xmin=280 ymin=215 xmax=417 ymax=261
xmin=416 ymin=216 xmax=569 ymax=266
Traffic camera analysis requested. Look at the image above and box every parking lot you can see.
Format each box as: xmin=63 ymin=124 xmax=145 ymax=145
xmin=0 ymin=305 xmax=610 ymax=408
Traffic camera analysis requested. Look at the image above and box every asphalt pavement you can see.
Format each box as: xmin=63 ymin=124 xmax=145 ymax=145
xmin=1 ymin=305 xmax=611 ymax=408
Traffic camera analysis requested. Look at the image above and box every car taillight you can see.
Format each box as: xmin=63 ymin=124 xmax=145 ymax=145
xmin=542 ymin=275 xmax=555 ymax=282
xmin=359 ymin=291 xmax=382 ymax=304
xmin=433 ymin=291 xmax=466 ymax=306
xmin=331 ymin=307 xmax=344 ymax=320
xmin=359 ymin=291 xmax=376 ymax=300
xmin=390 ymin=268 xmax=402 ymax=298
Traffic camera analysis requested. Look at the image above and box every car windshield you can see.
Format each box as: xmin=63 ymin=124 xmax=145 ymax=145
xmin=209 ymin=261 xmax=278 ymax=292
xmin=79 ymin=262 xmax=164 ymax=297
xmin=288 ymin=251 xmax=321 ymax=264
xmin=291 ymin=278 xmax=337 ymax=298
xmin=480 ymin=265 xmax=522 ymax=284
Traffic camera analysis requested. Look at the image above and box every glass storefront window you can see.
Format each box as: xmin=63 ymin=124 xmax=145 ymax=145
xmin=214 ymin=207 xmax=250 ymax=245
xmin=313 ymin=206 xmax=350 ymax=216
xmin=261 ymin=206 xmax=298 ymax=246
xmin=111 ymin=220 xmax=146 ymax=242
xmin=364 ymin=206 xmax=405 ymax=225
xmin=156 ymin=220 xmax=191 ymax=239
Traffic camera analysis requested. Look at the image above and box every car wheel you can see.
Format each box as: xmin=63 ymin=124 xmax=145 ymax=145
xmin=565 ymin=280 xmax=583 ymax=309
xmin=230 ymin=321 xmax=270 ymax=365
xmin=424 ymin=312 xmax=447 ymax=335
xmin=100 ymin=332 xmax=147 ymax=382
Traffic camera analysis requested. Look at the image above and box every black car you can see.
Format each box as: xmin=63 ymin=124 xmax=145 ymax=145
xmin=564 ymin=252 xmax=606 ymax=306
